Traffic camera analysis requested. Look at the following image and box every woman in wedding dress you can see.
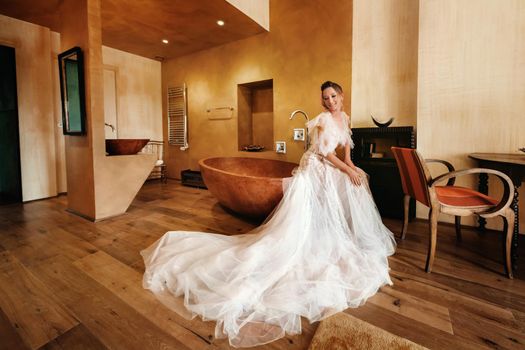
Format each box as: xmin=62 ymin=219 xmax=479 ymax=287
xmin=141 ymin=81 xmax=396 ymax=347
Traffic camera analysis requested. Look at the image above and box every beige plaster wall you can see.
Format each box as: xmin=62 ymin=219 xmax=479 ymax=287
xmin=102 ymin=46 xmax=162 ymax=141
xmin=163 ymin=0 xmax=353 ymax=178
xmin=51 ymin=32 xmax=67 ymax=194
xmin=252 ymin=88 xmax=274 ymax=150
xmin=94 ymin=154 xmax=155 ymax=219
xmin=350 ymin=0 xmax=419 ymax=128
xmin=59 ymin=0 xmax=96 ymax=218
xmin=417 ymin=0 xmax=525 ymax=231
xmin=0 ymin=15 xmax=59 ymax=201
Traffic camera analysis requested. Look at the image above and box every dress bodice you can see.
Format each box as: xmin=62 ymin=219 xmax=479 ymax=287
xmin=306 ymin=111 xmax=353 ymax=156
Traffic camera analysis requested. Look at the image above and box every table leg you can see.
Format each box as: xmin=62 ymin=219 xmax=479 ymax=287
xmin=512 ymin=185 xmax=520 ymax=270
xmin=477 ymin=173 xmax=489 ymax=231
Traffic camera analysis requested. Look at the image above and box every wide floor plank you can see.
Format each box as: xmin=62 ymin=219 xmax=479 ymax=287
xmin=449 ymin=309 xmax=525 ymax=349
xmin=38 ymin=324 xmax=108 ymax=350
xmin=30 ymin=255 xmax=190 ymax=350
xmin=0 ymin=305 xmax=29 ymax=350
xmin=73 ymin=250 xmax=223 ymax=350
xmin=368 ymin=286 xmax=453 ymax=334
xmin=389 ymin=270 xmax=520 ymax=332
xmin=0 ymin=251 xmax=78 ymax=349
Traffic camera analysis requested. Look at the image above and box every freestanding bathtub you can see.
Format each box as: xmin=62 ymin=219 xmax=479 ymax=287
xmin=199 ymin=157 xmax=298 ymax=218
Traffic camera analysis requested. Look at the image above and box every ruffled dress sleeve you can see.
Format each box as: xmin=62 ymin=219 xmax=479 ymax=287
xmin=343 ymin=112 xmax=354 ymax=149
xmin=307 ymin=112 xmax=333 ymax=156
xmin=307 ymin=112 xmax=353 ymax=156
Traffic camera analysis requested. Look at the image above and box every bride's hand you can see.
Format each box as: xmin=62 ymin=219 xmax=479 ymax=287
xmin=345 ymin=168 xmax=361 ymax=186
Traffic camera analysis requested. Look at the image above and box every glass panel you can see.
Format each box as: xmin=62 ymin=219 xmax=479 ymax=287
xmin=58 ymin=47 xmax=86 ymax=135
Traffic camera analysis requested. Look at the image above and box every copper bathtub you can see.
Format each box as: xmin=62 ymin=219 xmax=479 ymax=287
xmin=199 ymin=157 xmax=298 ymax=218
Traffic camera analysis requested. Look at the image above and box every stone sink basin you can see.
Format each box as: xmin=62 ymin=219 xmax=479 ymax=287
xmin=105 ymin=139 xmax=150 ymax=156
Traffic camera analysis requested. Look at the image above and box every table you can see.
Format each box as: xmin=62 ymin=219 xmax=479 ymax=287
xmin=468 ymin=153 xmax=525 ymax=270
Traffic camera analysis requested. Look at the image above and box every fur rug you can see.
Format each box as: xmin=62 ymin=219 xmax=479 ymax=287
xmin=308 ymin=312 xmax=428 ymax=350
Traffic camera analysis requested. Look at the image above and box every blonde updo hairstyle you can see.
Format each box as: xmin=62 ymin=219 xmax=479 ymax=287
xmin=320 ymin=81 xmax=343 ymax=110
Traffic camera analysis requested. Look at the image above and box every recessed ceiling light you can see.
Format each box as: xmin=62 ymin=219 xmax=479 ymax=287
xmin=162 ymin=39 xmax=169 ymax=44
xmin=217 ymin=20 xmax=225 ymax=26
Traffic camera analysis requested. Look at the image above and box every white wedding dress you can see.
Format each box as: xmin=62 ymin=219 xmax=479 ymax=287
xmin=141 ymin=111 xmax=396 ymax=347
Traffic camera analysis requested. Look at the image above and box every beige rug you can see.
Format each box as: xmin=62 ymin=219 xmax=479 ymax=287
xmin=308 ymin=312 xmax=428 ymax=350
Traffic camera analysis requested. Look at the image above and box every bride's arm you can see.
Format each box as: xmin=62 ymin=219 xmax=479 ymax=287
xmin=325 ymin=152 xmax=361 ymax=186
xmin=343 ymin=143 xmax=357 ymax=169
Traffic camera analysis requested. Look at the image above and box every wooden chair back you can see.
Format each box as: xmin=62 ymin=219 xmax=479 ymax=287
xmin=391 ymin=147 xmax=433 ymax=207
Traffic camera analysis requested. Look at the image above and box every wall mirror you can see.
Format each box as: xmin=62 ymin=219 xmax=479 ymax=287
xmin=58 ymin=46 xmax=86 ymax=135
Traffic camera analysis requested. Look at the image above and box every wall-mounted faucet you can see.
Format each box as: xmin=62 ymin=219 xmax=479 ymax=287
xmin=289 ymin=110 xmax=310 ymax=151
xmin=105 ymin=122 xmax=115 ymax=133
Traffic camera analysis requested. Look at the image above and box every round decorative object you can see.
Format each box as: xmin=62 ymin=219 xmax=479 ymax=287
xmin=243 ymin=145 xmax=265 ymax=152
xmin=371 ymin=115 xmax=394 ymax=128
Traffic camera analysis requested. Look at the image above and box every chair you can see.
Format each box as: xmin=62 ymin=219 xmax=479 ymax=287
xmin=143 ymin=140 xmax=167 ymax=183
xmin=391 ymin=147 xmax=515 ymax=278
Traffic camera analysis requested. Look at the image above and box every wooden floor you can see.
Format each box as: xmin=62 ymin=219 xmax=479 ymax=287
xmin=1 ymin=180 xmax=524 ymax=350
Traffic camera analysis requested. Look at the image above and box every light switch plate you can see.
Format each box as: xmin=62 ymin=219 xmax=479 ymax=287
xmin=275 ymin=141 xmax=286 ymax=154
xmin=293 ymin=128 xmax=305 ymax=141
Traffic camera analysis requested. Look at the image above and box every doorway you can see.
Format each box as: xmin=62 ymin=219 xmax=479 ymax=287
xmin=0 ymin=45 xmax=22 ymax=204
xmin=103 ymin=67 xmax=118 ymax=139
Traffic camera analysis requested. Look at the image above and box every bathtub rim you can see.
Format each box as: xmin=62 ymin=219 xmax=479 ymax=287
xmin=198 ymin=156 xmax=297 ymax=180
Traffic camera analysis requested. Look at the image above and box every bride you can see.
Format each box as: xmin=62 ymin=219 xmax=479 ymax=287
xmin=141 ymin=81 xmax=396 ymax=347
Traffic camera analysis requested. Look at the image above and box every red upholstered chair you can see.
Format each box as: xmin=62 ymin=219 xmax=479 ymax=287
xmin=391 ymin=147 xmax=515 ymax=278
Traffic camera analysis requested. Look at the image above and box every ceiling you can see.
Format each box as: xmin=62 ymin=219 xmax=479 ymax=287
xmin=0 ymin=0 xmax=267 ymax=60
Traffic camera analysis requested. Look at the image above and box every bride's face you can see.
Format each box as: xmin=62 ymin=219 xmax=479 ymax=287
xmin=322 ymin=87 xmax=343 ymax=112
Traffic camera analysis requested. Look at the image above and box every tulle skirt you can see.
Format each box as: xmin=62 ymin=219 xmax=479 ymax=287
xmin=141 ymin=151 xmax=396 ymax=347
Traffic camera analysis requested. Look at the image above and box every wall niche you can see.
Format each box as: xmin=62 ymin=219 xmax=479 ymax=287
xmin=237 ymin=79 xmax=273 ymax=151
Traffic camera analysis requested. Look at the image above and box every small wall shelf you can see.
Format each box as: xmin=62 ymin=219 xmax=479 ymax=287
xmin=207 ymin=107 xmax=234 ymax=120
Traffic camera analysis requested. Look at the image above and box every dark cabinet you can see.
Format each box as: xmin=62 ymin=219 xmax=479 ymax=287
xmin=351 ymin=126 xmax=416 ymax=220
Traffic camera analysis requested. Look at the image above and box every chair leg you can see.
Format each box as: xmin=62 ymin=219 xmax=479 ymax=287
xmin=503 ymin=209 xmax=515 ymax=279
xmin=425 ymin=208 xmax=439 ymax=273
xmin=455 ymin=216 xmax=462 ymax=242
xmin=401 ymin=194 xmax=410 ymax=240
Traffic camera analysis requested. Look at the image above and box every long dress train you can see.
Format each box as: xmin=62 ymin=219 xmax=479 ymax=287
xmin=141 ymin=111 xmax=396 ymax=347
